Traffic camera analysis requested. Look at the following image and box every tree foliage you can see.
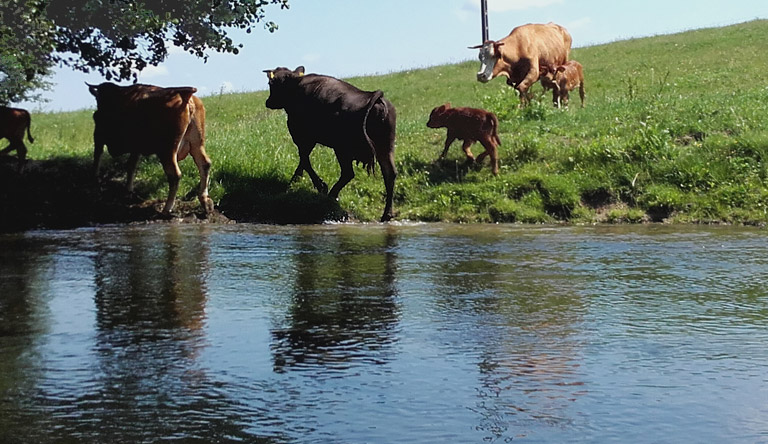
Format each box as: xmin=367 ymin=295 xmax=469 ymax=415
xmin=0 ymin=0 xmax=289 ymax=105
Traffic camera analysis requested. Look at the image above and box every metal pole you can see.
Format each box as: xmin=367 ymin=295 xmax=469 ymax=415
xmin=481 ymin=0 xmax=489 ymax=43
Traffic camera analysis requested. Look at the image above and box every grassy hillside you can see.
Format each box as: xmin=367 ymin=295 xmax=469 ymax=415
xmin=5 ymin=20 xmax=768 ymax=227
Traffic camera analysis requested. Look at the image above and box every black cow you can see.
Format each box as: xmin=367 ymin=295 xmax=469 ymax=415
xmin=263 ymin=66 xmax=397 ymax=222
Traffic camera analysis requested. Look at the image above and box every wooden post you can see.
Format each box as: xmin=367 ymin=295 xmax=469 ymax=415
xmin=481 ymin=0 xmax=489 ymax=43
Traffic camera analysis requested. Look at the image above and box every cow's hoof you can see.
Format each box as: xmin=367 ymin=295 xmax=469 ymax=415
xmin=380 ymin=213 xmax=394 ymax=223
xmin=200 ymin=197 xmax=214 ymax=215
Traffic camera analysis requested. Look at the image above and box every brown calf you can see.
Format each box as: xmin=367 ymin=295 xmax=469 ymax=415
xmin=539 ymin=60 xmax=585 ymax=108
xmin=0 ymin=106 xmax=34 ymax=172
xmin=426 ymin=103 xmax=501 ymax=175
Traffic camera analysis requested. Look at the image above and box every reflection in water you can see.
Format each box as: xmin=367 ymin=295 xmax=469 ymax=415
xmin=271 ymin=227 xmax=400 ymax=372
xmin=408 ymin=230 xmax=587 ymax=441
xmin=1 ymin=225 xmax=768 ymax=443
xmin=0 ymin=236 xmax=54 ymax=437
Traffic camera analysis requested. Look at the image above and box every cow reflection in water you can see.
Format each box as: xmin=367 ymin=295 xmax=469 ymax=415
xmin=271 ymin=228 xmax=400 ymax=372
xmin=89 ymin=227 xmax=251 ymax=442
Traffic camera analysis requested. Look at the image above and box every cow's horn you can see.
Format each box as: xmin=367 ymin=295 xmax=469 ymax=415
xmin=468 ymin=44 xmax=483 ymax=49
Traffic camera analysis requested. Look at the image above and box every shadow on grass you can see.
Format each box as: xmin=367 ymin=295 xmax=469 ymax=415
xmin=215 ymin=170 xmax=348 ymax=224
xmin=407 ymin=158 xmax=482 ymax=185
xmin=0 ymin=156 xmax=215 ymax=232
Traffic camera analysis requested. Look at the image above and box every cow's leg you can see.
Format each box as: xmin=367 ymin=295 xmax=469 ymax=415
xmin=516 ymin=66 xmax=541 ymax=107
xmin=15 ymin=140 xmax=27 ymax=173
xmin=439 ymin=134 xmax=456 ymax=160
xmin=552 ymin=89 xmax=560 ymax=108
xmin=461 ymin=140 xmax=476 ymax=164
xmin=159 ymin=153 xmax=182 ymax=215
xmin=125 ymin=152 xmax=141 ymax=193
xmin=184 ymin=118 xmax=213 ymax=214
xmin=329 ymin=156 xmax=355 ymax=200
xmin=579 ymin=82 xmax=586 ymax=108
xmin=378 ymin=150 xmax=397 ymax=222
xmin=190 ymin=141 xmax=213 ymax=214
xmin=93 ymin=140 xmax=105 ymax=178
xmin=296 ymin=143 xmax=328 ymax=195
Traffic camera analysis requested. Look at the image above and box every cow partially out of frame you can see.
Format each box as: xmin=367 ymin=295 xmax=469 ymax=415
xmin=88 ymin=82 xmax=213 ymax=215
xmin=0 ymin=106 xmax=34 ymax=172
xmin=264 ymin=66 xmax=397 ymax=222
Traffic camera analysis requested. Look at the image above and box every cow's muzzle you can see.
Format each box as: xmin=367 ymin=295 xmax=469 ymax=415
xmin=477 ymin=73 xmax=491 ymax=83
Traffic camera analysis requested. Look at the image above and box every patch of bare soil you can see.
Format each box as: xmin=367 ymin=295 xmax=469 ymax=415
xmin=0 ymin=157 xmax=231 ymax=232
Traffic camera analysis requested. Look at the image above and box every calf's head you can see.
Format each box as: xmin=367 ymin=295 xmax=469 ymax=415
xmin=426 ymin=103 xmax=452 ymax=128
xmin=264 ymin=66 xmax=305 ymax=110
xmin=470 ymin=41 xmax=504 ymax=83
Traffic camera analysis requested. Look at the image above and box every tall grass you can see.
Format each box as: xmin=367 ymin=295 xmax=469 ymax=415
xmin=21 ymin=20 xmax=768 ymax=224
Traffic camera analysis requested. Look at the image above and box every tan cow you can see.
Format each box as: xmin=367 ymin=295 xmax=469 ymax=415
xmin=0 ymin=106 xmax=34 ymax=172
xmin=472 ymin=22 xmax=572 ymax=105
xmin=540 ymin=60 xmax=585 ymax=108
xmin=427 ymin=103 xmax=501 ymax=175
xmin=88 ymin=82 xmax=213 ymax=215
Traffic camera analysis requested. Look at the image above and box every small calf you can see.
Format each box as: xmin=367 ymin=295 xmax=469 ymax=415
xmin=539 ymin=60 xmax=585 ymax=108
xmin=426 ymin=103 xmax=501 ymax=175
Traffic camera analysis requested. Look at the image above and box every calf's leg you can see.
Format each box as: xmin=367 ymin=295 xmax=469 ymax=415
xmin=439 ymin=134 xmax=456 ymax=160
xmin=461 ymin=140 xmax=476 ymax=164
xmin=477 ymin=137 xmax=499 ymax=175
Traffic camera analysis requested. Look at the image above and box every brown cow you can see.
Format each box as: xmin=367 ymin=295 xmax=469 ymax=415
xmin=88 ymin=82 xmax=212 ymax=215
xmin=427 ymin=103 xmax=501 ymax=175
xmin=539 ymin=60 xmax=585 ymax=108
xmin=0 ymin=106 xmax=34 ymax=172
xmin=472 ymin=22 xmax=572 ymax=106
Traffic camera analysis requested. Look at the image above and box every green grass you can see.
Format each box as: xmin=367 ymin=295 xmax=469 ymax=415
xmin=14 ymin=20 xmax=768 ymax=224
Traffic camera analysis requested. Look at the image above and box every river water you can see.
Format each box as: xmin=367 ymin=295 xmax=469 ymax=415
xmin=0 ymin=223 xmax=767 ymax=443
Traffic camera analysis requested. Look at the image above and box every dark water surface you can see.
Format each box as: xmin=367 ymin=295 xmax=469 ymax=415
xmin=1 ymin=223 xmax=767 ymax=443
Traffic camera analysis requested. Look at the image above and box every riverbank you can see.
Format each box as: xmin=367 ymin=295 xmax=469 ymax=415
xmin=6 ymin=20 xmax=768 ymax=230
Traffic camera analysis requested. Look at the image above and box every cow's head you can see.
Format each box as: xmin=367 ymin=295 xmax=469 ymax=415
xmin=426 ymin=103 xmax=451 ymax=128
xmin=470 ymin=41 xmax=505 ymax=83
xmin=264 ymin=66 xmax=305 ymax=110
xmin=86 ymin=82 xmax=123 ymax=108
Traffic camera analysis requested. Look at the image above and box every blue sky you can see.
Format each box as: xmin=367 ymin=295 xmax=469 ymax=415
xmin=22 ymin=0 xmax=768 ymax=111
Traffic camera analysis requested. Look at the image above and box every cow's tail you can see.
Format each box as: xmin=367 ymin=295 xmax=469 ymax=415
xmin=489 ymin=112 xmax=501 ymax=146
xmin=24 ymin=111 xmax=34 ymax=143
xmin=362 ymin=90 xmax=385 ymax=175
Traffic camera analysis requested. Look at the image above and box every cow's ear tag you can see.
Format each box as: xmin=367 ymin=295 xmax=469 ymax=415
xmin=269 ymin=71 xmax=275 ymax=80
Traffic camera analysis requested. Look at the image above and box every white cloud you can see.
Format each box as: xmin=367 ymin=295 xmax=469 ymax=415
xmin=218 ymin=81 xmax=234 ymax=93
xmin=464 ymin=0 xmax=565 ymax=12
xmin=302 ymin=53 xmax=322 ymax=63
xmin=566 ymin=16 xmax=592 ymax=31
xmin=138 ymin=65 xmax=169 ymax=79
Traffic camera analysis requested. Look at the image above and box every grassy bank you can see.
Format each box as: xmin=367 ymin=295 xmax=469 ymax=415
xmin=6 ymin=20 xmax=768 ymax=228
